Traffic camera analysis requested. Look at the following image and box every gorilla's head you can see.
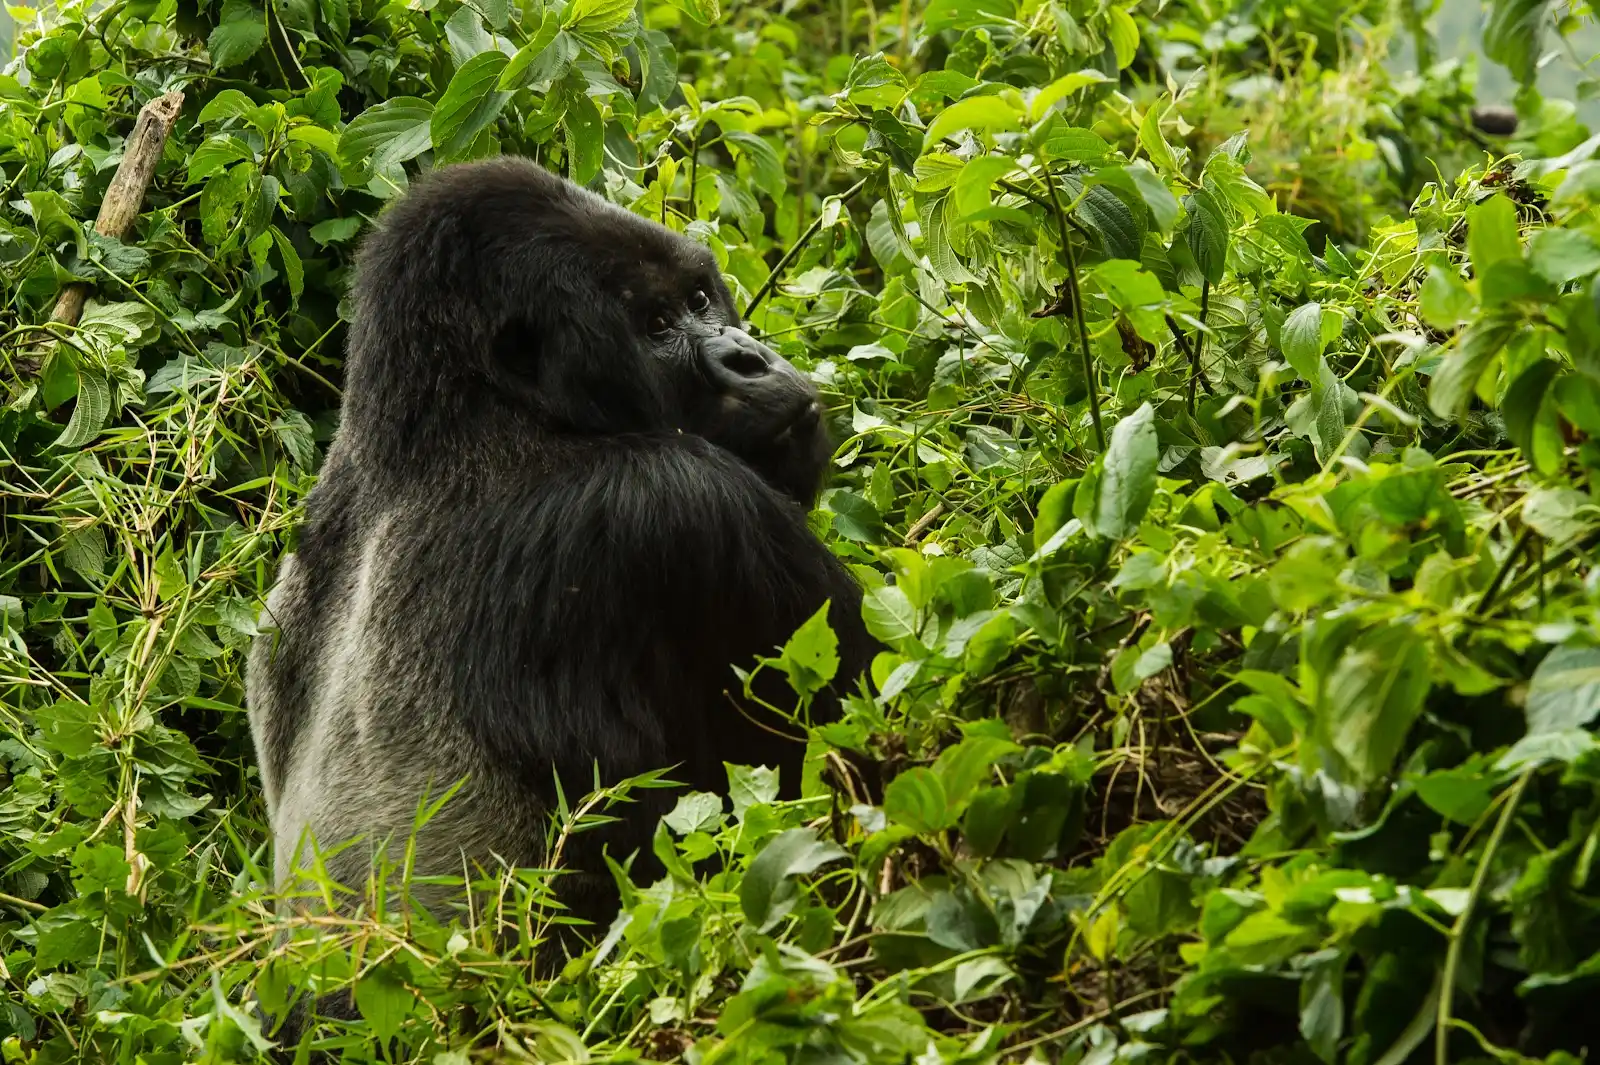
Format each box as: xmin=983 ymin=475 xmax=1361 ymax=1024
xmin=341 ymin=157 xmax=829 ymax=502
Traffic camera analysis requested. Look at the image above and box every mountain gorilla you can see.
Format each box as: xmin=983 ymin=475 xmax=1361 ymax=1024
xmin=246 ymin=157 xmax=874 ymax=1032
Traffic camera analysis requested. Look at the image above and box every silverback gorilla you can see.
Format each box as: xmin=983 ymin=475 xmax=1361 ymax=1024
xmin=246 ymin=157 xmax=874 ymax=1017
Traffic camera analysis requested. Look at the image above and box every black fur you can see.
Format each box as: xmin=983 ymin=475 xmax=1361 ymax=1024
xmin=247 ymin=157 xmax=874 ymax=1044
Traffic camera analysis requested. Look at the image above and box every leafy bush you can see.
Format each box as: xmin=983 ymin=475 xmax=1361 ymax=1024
xmin=4 ymin=0 xmax=1600 ymax=1061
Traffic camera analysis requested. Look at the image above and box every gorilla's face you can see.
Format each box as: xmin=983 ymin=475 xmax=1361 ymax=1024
xmin=616 ymin=247 xmax=830 ymax=504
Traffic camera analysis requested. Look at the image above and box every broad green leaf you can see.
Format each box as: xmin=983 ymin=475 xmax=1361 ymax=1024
xmin=739 ymin=827 xmax=846 ymax=931
xmin=1529 ymin=227 xmax=1600 ymax=283
xmin=1484 ymin=0 xmax=1550 ymax=85
xmin=951 ymin=155 xmax=1015 ymax=220
xmin=1281 ymin=302 xmax=1327 ymax=383
xmin=208 ymin=1 xmax=267 ymax=70
xmin=432 ymin=52 xmax=512 ymax=158
xmin=1419 ymin=265 xmax=1475 ymax=328
xmin=1028 ymin=70 xmax=1109 ymax=121
xmin=884 ymin=767 xmax=953 ymax=833
xmin=1525 ymin=644 xmax=1600 ymax=735
xmin=1186 ymin=188 xmax=1229 ymax=285
xmin=1138 ymin=102 xmax=1181 ymax=175
xmin=1428 ymin=315 xmax=1516 ymax=418
xmin=924 ymin=95 xmax=1020 ymax=146
xmin=340 ymin=98 xmax=435 ymax=172
xmin=1078 ymin=183 xmax=1143 ymax=261
xmin=862 ymin=585 xmax=918 ymax=647
xmin=1467 ymin=193 xmax=1521 ymax=273
xmin=1322 ymin=626 xmax=1432 ymax=784
xmin=563 ymin=88 xmax=603 ymax=185
xmin=844 ymin=53 xmax=908 ymax=109
xmin=775 ymin=602 xmax=839 ymax=698
xmin=499 ymin=15 xmax=565 ymax=90
xmin=197 ymin=89 xmax=256 ymax=125
xmin=444 ymin=4 xmax=493 ymax=64
xmin=564 ymin=0 xmax=634 ymax=33
xmin=1106 ymin=5 xmax=1140 ymax=68
xmin=353 ymin=965 xmax=409 ymax=1044
xmin=1090 ymin=403 xmax=1158 ymax=539
xmin=1042 ymin=126 xmax=1111 ymax=162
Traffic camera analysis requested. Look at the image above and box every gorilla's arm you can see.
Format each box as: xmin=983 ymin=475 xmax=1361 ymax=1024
xmin=423 ymin=435 xmax=872 ymax=795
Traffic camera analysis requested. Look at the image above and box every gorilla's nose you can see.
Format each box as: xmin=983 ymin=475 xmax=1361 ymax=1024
xmin=704 ymin=327 xmax=781 ymax=387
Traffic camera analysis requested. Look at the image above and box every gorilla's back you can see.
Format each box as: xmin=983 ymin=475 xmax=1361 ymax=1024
xmin=246 ymin=444 xmax=542 ymax=916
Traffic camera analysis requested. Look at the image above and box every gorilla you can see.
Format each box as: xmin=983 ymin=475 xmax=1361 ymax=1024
xmin=246 ymin=156 xmax=875 ymax=1028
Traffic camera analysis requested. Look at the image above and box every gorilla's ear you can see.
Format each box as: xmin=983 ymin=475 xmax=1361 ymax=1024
xmin=490 ymin=308 xmax=666 ymax=435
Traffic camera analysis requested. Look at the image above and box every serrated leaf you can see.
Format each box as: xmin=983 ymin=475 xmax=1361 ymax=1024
xmin=340 ymin=98 xmax=435 ymax=172
xmin=55 ymin=370 xmax=112 ymax=449
xmin=499 ymin=13 xmax=563 ymax=90
xmin=884 ymin=767 xmax=953 ymax=833
xmin=1281 ymin=302 xmax=1326 ymax=383
xmin=564 ymin=0 xmax=634 ymax=33
xmin=1468 ymin=193 xmax=1521 ymax=273
xmin=739 ymin=828 xmax=846 ymax=931
xmin=1078 ymin=183 xmax=1143 ymax=261
xmin=208 ymin=1 xmax=267 ymax=70
xmin=1090 ymin=403 xmax=1158 ymax=539
xmin=1526 ymin=644 xmax=1600 ymax=735
xmin=270 ymin=227 xmax=304 ymax=306
xmin=432 ymin=52 xmax=512 ymax=158
xmin=925 ymin=95 xmax=1020 ymax=147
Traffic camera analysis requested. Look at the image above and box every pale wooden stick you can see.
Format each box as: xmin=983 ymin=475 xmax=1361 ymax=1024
xmin=47 ymin=89 xmax=185 ymax=328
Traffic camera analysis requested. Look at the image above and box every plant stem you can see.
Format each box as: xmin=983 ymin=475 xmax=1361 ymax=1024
xmin=1436 ymin=770 xmax=1531 ymax=1065
xmin=1475 ymin=527 xmax=1533 ymax=617
xmin=744 ymin=174 xmax=872 ymax=320
xmin=1045 ymin=170 xmax=1104 ymax=450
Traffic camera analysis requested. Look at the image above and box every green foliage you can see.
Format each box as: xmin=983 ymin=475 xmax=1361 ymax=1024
xmin=5 ymin=0 xmax=1600 ymax=1061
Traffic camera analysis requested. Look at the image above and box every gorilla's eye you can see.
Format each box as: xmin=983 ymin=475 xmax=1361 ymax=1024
xmin=688 ymin=288 xmax=712 ymax=313
xmin=648 ymin=313 xmax=672 ymax=336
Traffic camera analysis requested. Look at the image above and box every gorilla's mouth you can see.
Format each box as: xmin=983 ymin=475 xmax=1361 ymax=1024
xmin=775 ymin=399 xmax=823 ymax=440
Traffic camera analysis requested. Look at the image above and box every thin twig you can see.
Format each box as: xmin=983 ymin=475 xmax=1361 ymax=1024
xmin=1436 ymin=770 xmax=1532 ymax=1065
xmin=1044 ymin=170 xmax=1103 ymax=449
xmin=744 ymin=174 xmax=872 ymax=320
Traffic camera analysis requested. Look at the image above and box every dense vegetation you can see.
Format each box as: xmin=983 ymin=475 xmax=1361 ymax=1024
xmin=5 ymin=0 xmax=1600 ymax=1060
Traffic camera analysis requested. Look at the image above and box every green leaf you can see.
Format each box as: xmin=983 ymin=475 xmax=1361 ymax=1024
xmin=1525 ymin=644 xmax=1600 ymax=735
xmin=208 ymin=0 xmax=267 ymax=70
xmin=498 ymin=13 xmax=563 ymax=90
xmin=1428 ymin=316 xmax=1516 ymax=418
xmin=884 ymin=767 xmax=953 ymax=833
xmin=775 ymin=602 xmax=839 ymax=698
xmin=353 ymin=965 xmax=410 ymax=1044
xmin=432 ymin=52 xmax=513 ymax=158
xmin=1529 ymin=227 xmax=1600 ymax=283
xmin=1029 ymin=71 xmax=1109 ymax=122
xmin=1322 ymin=626 xmax=1432 ymax=784
xmin=444 ymin=4 xmax=493 ymax=65
xmin=197 ymin=89 xmax=257 ymax=125
xmin=564 ymin=0 xmax=634 ymax=33
xmin=269 ymin=227 xmax=304 ymax=306
xmin=1281 ymin=302 xmax=1327 ymax=383
xmin=1419 ymin=265 xmax=1475 ymax=329
xmin=951 ymin=155 xmax=1015 ymax=221
xmin=55 ymin=370 xmax=111 ymax=449
xmin=862 ymin=585 xmax=918 ymax=648
xmin=739 ymin=827 xmax=846 ymax=931
xmin=1138 ymin=102 xmax=1181 ymax=175
xmin=562 ymin=88 xmax=603 ymax=185
xmin=1186 ymin=188 xmax=1229 ymax=285
xmin=827 ymin=489 xmax=884 ymax=543
xmin=924 ymin=95 xmax=1020 ymax=147
xmin=1484 ymin=0 xmax=1551 ymax=85
xmin=1090 ymin=403 xmax=1158 ymax=539
xmin=844 ymin=53 xmax=908 ymax=109
xmin=1467 ymin=193 xmax=1521 ymax=273
xmin=662 ymin=792 xmax=723 ymax=834
xmin=1106 ymin=5 xmax=1140 ymax=68
xmin=1078 ymin=184 xmax=1143 ymax=261
xmin=340 ymin=98 xmax=435 ymax=172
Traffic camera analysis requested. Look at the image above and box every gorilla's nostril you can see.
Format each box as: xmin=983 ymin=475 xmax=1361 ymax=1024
xmin=720 ymin=349 xmax=770 ymax=379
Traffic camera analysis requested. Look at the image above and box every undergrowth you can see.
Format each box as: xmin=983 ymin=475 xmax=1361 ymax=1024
xmin=4 ymin=0 xmax=1600 ymax=1061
